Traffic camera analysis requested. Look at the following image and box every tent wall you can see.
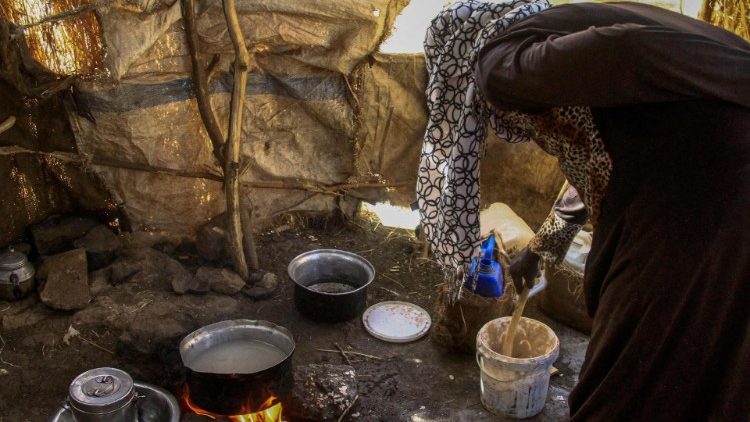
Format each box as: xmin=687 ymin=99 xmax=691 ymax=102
xmin=0 ymin=80 xmax=118 ymax=246
xmin=65 ymin=0 xmax=407 ymax=239
xmin=2 ymin=0 xmax=564 ymax=245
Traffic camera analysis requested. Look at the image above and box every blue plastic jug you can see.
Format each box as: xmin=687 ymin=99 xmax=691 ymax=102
xmin=463 ymin=235 xmax=504 ymax=297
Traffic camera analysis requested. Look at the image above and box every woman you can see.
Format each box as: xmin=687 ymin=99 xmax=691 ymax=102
xmin=475 ymin=2 xmax=750 ymax=420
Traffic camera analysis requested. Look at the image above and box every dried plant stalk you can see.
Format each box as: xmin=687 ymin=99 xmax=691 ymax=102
xmin=181 ymin=0 xmax=225 ymax=165
xmin=222 ymin=0 xmax=251 ymax=280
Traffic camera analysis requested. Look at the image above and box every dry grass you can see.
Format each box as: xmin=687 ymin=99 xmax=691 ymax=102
xmin=701 ymin=0 xmax=750 ymax=40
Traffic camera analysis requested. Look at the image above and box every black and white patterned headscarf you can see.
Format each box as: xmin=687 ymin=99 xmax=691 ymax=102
xmin=417 ymin=0 xmax=550 ymax=277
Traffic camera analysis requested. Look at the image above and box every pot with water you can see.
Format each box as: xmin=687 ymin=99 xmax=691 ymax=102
xmin=179 ymin=320 xmax=295 ymax=415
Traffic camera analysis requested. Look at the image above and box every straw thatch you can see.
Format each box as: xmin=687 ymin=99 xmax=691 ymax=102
xmin=701 ymin=0 xmax=750 ymax=40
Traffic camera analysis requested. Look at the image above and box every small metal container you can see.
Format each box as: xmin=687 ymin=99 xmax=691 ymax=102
xmin=68 ymin=367 xmax=137 ymax=422
xmin=0 ymin=248 xmax=35 ymax=301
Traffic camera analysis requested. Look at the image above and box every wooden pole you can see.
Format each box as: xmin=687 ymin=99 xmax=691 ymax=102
xmin=181 ymin=0 xmax=225 ymax=166
xmin=222 ymin=0 xmax=250 ymax=280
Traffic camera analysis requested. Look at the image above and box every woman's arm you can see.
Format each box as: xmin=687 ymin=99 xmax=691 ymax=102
xmin=475 ymin=14 xmax=750 ymax=110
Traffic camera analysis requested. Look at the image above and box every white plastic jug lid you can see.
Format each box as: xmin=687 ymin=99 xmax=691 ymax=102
xmin=362 ymin=301 xmax=431 ymax=343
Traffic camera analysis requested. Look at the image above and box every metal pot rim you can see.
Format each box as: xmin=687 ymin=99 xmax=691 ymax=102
xmin=287 ymin=249 xmax=375 ymax=295
xmin=179 ymin=319 xmax=295 ymax=374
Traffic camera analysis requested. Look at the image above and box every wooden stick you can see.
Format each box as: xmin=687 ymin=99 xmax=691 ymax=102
xmin=315 ymin=348 xmax=384 ymax=360
xmin=335 ymin=343 xmax=354 ymax=367
xmin=0 ymin=116 xmax=15 ymax=135
xmin=181 ymin=0 xmax=225 ymax=166
xmin=222 ymin=0 xmax=250 ymax=280
xmin=337 ymin=394 xmax=359 ymax=422
xmin=343 ymin=75 xmax=360 ymax=110
xmin=241 ymin=202 xmax=260 ymax=270
xmin=502 ymin=286 xmax=530 ymax=357
xmin=78 ymin=335 xmax=115 ymax=355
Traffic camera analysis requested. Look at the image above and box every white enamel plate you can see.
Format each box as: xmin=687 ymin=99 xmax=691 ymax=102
xmin=362 ymin=301 xmax=432 ymax=343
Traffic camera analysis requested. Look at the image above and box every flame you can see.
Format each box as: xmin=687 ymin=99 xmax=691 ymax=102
xmin=182 ymin=387 xmax=284 ymax=422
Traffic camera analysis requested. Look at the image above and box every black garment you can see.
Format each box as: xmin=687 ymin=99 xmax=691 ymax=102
xmin=476 ymin=3 xmax=750 ymax=421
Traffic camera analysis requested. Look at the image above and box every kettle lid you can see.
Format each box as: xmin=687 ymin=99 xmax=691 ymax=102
xmin=69 ymin=367 xmax=135 ymax=414
xmin=0 ymin=249 xmax=29 ymax=271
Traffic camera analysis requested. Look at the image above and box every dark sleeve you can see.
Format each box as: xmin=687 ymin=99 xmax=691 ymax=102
xmin=475 ymin=22 xmax=750 ymax=110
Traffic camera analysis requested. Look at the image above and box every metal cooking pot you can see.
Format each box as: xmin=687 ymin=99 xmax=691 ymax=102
xmin=288 ymin=249 xmax=375 ymax=322
xmin=180 ymin=320 xmax=295 ymax=416
xmin=0 ymin=248 xmax=35 ymax=301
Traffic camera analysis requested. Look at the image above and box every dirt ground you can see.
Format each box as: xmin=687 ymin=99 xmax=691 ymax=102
xmin=0 ymin=214 xmax=588 ymax=421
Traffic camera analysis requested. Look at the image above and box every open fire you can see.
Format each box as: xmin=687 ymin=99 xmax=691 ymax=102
xmin=183 ymin=387 xmax=284 ymax=422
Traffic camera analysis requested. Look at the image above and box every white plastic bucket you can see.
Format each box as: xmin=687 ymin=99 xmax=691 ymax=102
xmin=476 ymin=317 xmax=560 ymax=419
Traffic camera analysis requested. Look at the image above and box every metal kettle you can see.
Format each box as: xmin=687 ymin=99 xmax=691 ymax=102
xmin=0 ymin=248 xmax=35 ymax=301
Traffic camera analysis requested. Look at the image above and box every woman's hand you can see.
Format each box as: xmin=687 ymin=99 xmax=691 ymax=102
xmin=509 ymin=246 xmax=541 ymax=292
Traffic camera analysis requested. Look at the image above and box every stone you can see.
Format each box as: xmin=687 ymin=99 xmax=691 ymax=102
xmin=89 ymin=267 xmax=113 ymax=296
xmin=31 ymin=216 xmax=99 ymax=255
xmin=196 ymin=214 xmax=228 ymax=262
xmin=172 ymin=273 xmax=209 ymax=295
xmin=110 ymin=258 xmax=143 ymax=284
xmin=73 ymin=225 xmax=121 ymax=270
xmin=115 ymin=292 xmax=240 ymax=356
xmin=243 ymin=272 xmax=279 ymax=301
xmin=196 ymin=267 xmax=245 ymax=295
xmin=110 ymin=247 xmax=190 ymax=291
xmin=290 ymin=364 xmax=358 ymax=421
xmin=37 ymin=248 xmax=91 ymax=311
xmin=259 ymin=272 xmax=279 ymax=290
xmin=123 ymin=230 xmax=182 ymax=250
xmin=119 ymin=314 xmax=190 ymax=356
xmin=248 ymin=269 xmax=264 ymax=284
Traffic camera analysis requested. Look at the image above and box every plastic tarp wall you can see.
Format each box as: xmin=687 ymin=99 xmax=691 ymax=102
xmin=67 ymin=0 xmax=407 ymax=239
xmin=0 ymin=79 xmax=117 ymax=246
xmin=355 ymin=53 xmax=563 ymax=228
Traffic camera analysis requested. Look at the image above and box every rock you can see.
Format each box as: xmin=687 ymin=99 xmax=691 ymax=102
xmin=259 ymin=272 xmax=279 ymax=290
xmin=196 ymin=267 xmax=246 ymax=295
xmin=115 ymin=292 xmax=239 ymax=356
xmin=248 ymin=269 xmax=264 ymax=284
xmin=244 ymin=272 xmax=279 ymax=301
xmin=31 ymin=216 xmax=99 ymax=255
xmin=37 ymin=249 xmax=91 ymax=311
xmin=89 ymin=267 xmax=113 ymax=296
xmin=110 ymin=258 xmax=142 ymax=284
xmin=172 ymin=273 xmax=209 ymax=295
xmin=196 ymin=214 xmax=228 ymax=262
xmin=123 ymin=230 xmax=182 ymax=250
xmin=119 ymin=314 xmax=190 ymax=356
xmin=110 ymin=247 xmax=190 ymax=291
xmin=73 ymin=225 xmax=121 ymax=270
xmin=290 ymin=364 xmax=358 ymax=421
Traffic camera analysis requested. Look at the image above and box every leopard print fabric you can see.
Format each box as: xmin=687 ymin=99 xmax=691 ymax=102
xmin=524 ymin=108 xmax=613 ymax=263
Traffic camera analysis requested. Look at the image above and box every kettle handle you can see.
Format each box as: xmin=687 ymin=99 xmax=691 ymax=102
xmin=10 ymin=273 xmax=22 ymax=299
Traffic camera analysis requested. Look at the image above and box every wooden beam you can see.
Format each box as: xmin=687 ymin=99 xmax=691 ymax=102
xmin=222 ymin=0 xmax=251 ymax=280
xmin=181 ymin=0 xmax=225 ymax=166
